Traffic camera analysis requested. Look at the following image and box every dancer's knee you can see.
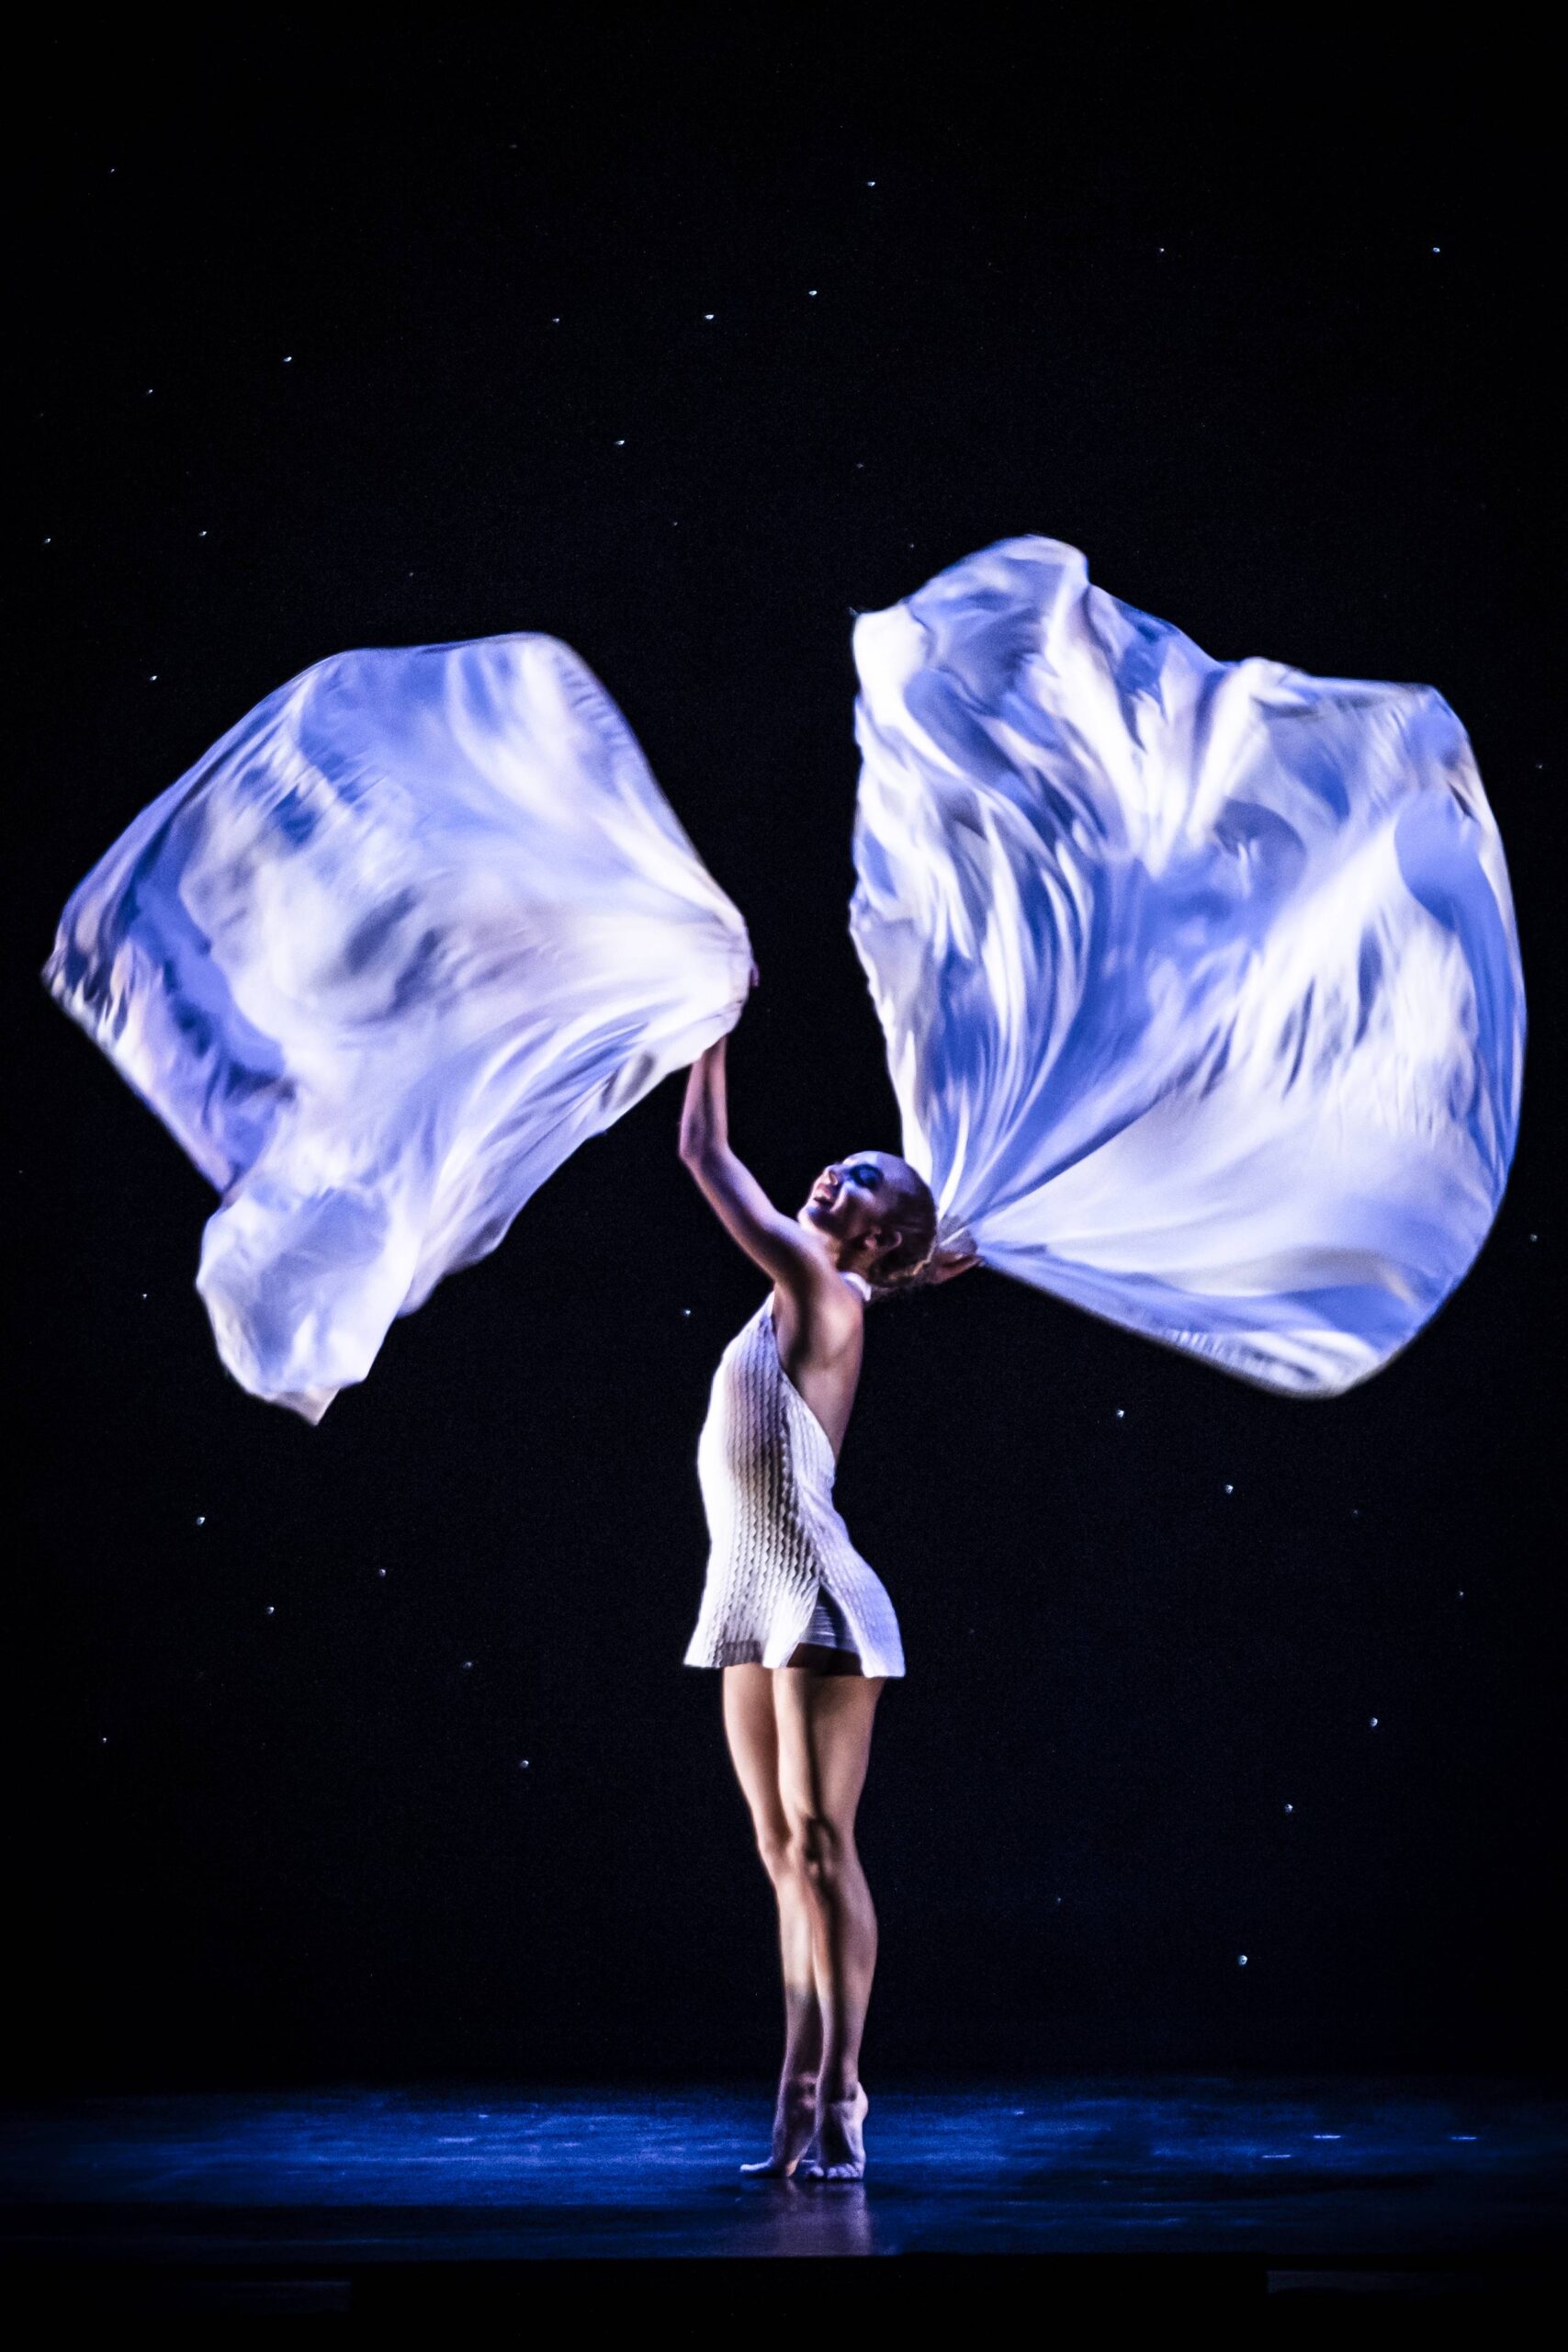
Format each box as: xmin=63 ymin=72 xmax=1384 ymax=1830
xmin=788 ymin=1809 xmax=846 ymax=1893
xmin=755 ymin=1824 xmax=795 ymax=1886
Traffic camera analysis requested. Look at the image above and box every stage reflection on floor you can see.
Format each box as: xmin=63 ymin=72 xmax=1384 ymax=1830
xmin=3 ymin=2079 xmax=1563 ymax=2278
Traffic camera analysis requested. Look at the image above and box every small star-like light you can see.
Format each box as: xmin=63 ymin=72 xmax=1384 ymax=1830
xmin=1283 ymin=1803 xmax=1293 ymax=1814
xmin=149 ymin=673 xmax=158 ymax=683
xmin=1457 ymin=1589 xmax=1465 ymax=1600
xmin=283 ymin=355 xmax=293 ymax=363
xmin=682 ymin=1307 xmax=692 ymax=1318
xmin=1114 ymin=1408 xmax=1124 ymax=1419
xmin=1223 ymin=1482 xmax=1234 ymax=1495
xmin=197 ymin=529 xmax=207 ymax=538
xmin=100 ymin=1735 xmax=109 ymax=1744
xmin=808 ymin=288 xmax=818 ymax=296
xmin=43 ymin=536 xmax=51 ymax=546
xmin=519 ymin=1758 xmax=530 ymax=1770
xmin=1369 ymin=1714 xmax=1379 ymax=1728
xmin=551 ymin=315 xmax=560 ymax=324
xmin=866 ymin=179 xmax=876 ymax=187
xmin=265 ymin=1604 xmax=276 ymax=1616
xmin=1431 ymin=245 xmax=1441 ymax=254
xmin=378 ymin=1567 xmax=388 ymax=1578
xmin=1311 ymin=2133 xmax=1341 ymax=2141
xmin=704 ymin=312 xmax=715 ymax=321
xmin=1237 ymin=1953 xmax=1248 ymax=1966
xmin=462 ymin=1659 xmax=474 ymax=1670
xmin=195 ymin=1515 xmax=206 ymax=1527
xmin=615 ymin=438 xmax=625 ymax=447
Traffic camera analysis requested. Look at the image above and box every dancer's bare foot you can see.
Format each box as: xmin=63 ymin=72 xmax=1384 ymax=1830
xmin=739 ymin=2072 xmax=818 ymax=2177
xmin=804 ymin=2081 xmax=868 ymax=2179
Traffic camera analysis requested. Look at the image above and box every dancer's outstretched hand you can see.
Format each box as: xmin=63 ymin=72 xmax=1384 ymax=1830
xmin=925 ymin=1244 xmax=981 ymax=1286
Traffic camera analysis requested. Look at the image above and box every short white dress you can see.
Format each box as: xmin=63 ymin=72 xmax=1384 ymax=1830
xmin=683 ymin=1274 xmax=905 ymax=1678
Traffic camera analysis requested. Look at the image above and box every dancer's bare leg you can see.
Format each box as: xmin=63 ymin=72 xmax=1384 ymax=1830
xmin=722 ymin=1664 xmax=821 ymax=2174
xmin=772 ymin=1665 xmax=885 ymax=2178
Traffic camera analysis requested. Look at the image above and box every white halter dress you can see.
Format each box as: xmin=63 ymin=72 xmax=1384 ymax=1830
xmin=684 ymin=1275 xmax=905 ymax=1678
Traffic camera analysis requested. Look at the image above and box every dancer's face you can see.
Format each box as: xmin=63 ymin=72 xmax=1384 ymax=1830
xmin=800 ymin=1150 xmax=912 ymax=1271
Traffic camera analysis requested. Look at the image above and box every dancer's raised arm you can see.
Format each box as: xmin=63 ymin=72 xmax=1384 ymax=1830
xmin=680 ymin=1036 xmax=836 ymax=1308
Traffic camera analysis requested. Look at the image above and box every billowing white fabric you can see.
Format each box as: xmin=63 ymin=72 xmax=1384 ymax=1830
xmin=850 ymin=537 xmax=1524 ymax=1395
xmin=46 ymin=635 xmax=751 ymax=1420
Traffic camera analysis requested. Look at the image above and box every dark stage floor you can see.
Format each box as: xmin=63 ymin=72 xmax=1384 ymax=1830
xmin=3 ymin=2078 xmax=1563 ymax=2309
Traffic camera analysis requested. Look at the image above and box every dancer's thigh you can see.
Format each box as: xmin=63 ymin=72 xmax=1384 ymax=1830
xmin=722 ymin=1664 xmax=790 ymax=1846
xmin=773 ymin=1670 xmax=884 ymax=1832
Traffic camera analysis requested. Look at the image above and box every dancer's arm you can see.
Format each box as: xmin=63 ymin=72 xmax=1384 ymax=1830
xmin=680 ymin=1035 xmax=835 ymax=1304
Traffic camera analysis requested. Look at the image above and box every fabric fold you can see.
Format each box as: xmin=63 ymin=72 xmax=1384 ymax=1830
xmin=46 ymin=633 xmax=751 ymax=1419
xmin=850 ymin=537 xmax=1524 ymax=1395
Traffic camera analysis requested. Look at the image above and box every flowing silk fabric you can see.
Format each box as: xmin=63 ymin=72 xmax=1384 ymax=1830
xmin=850 ymin=537 xmax=1524 ymax=1394
xmin=46 ymin=635 xmax=751 ymax=1419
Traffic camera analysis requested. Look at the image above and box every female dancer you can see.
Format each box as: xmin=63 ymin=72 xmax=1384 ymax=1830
xmin=679 ymin=1019 xmax=975 ymax=2178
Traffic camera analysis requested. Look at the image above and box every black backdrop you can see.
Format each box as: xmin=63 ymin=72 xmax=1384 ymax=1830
xmin=13 ymin=20 xmax=1559 ymax=2091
